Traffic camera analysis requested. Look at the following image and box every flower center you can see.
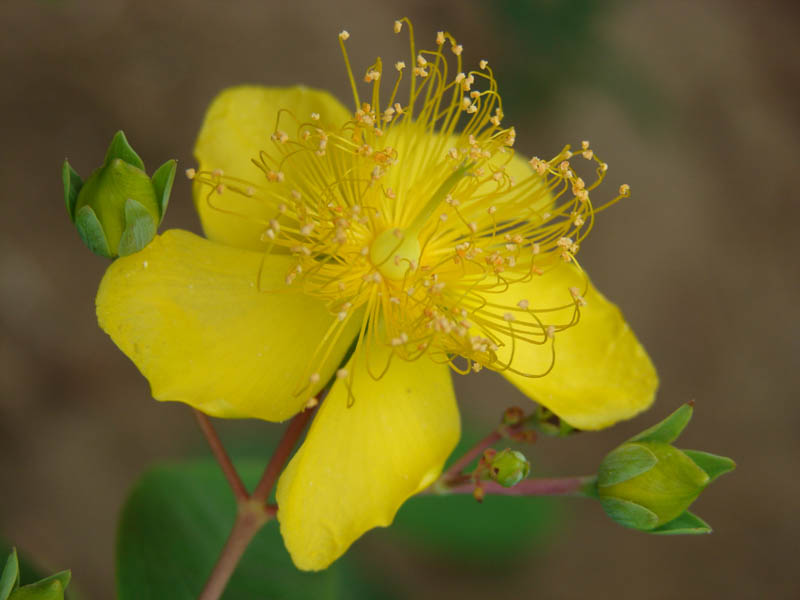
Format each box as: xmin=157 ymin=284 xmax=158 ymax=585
xmin=369 ymin=228 xmax=421 ymax=280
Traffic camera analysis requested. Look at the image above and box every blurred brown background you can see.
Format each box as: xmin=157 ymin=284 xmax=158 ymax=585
xmin=2 ymin=0 xmax=798 ymax=598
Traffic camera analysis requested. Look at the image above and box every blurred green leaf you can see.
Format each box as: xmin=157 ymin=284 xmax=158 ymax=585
xmin=491 ymin=0 xmax=665 ymax=131
xmin=117 ymin=460 xmax=396 ymax=600
xmin=387 ymin=494 xmax=556 ymax=565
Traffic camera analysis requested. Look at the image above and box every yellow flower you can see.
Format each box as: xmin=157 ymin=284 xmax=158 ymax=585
xmin=96 ymin=20 xmax=657 ymax=570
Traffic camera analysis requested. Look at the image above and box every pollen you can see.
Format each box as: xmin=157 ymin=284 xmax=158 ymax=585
xmin=192 ymin=18 xmax=623 ymax=397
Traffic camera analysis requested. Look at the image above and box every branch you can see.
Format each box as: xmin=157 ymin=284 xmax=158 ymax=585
xmin=441 ymin=476 xmax=594 ymax=497
xmin=251 ymin=403 xmax=318 ymax=503
xmin=193 ymin=409 xmax=249 ymax=502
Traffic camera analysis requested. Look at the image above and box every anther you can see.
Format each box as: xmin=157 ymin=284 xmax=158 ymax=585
xmin=394 ymin=20 xmax=402 ymax=33
xmin=338 ymin=30 xmax=350 ymax=41
xmin=185 ymin=168 xmax=196 ymax=179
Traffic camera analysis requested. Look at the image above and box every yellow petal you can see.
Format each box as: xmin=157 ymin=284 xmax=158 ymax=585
xmin=193 ymin=85 xmax=352 ymax=250
xmin=496 ymin=264 xmax=658 ymax=430
xmin=96 ymin=229 xmax=361 ymax=421
xmin=276 ymin=346 xmax=460 ymax=570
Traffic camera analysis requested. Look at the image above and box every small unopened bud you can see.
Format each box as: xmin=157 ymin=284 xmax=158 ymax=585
xmin=595 ymin=404 xmax=735 ymax=534
xmin=502 ymin=406 xmax=525 ymax=426
xmin=488 ymin=448 xmax=530 ymax=488
xmin=64 ymin=131 xmax=176 ymax=258
xmin=2 ymin=547 xmax=71 ymax=600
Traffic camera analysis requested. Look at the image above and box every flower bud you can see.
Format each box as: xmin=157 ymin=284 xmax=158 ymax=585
xmin=9 ymin=578 xmax=67 ymax=600
xmin=595 ymin=404 xmax=735 ymax=534
xmin=488 ymin=448 xmax=530 ymax=488
xmin=2 ymin=547 xmax=70 ymax=600
xmin=63 ymin=131 xmax=176 ymax=258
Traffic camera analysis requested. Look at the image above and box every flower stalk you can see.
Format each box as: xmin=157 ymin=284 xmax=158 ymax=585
xmin=193 ymin=400 xmax=320 ymax=600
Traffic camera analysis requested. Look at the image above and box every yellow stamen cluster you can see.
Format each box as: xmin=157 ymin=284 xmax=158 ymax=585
xmin=191 ymin=19 xmax=630 ymax=396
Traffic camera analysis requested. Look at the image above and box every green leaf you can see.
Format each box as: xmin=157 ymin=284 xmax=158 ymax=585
xmin=682 ymin=450 xmax=736 ymax=482
xmin=600 ymin=497 xmax=659 ymax=531
xmin=104 ymin=131 xmax=145 ymax=171
xmin=650 ymin=511 xmax=712 ymax=535
xmin=62 ymin=161 xmax=82 ymax=222
xmin=117 ymin=199 xmax=157 ymax=256
xmin=597 ymin=443 xmax=657 ymax=487
xmin=117 ymin=460 xmax=392 ymax=600
xmin=150 ymin=159 xmax=176 ymax=222
xmin=384 ymin=494 xmax=557 ymax=566
xmin=74 ymin=205 xmax=112 ymax=258
xmin=629 ymin=403 xmax=693 ymax=444
xmin=0 ymin=549 xmax=20 ymax=600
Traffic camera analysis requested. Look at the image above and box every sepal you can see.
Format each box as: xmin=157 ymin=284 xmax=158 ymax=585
xmin=104 ymin=130 xmax=145 ymax=170
xmin=62 ymin=160 xmax=82 ymax=222
xmin=650 ymin=511 xmax=711 ymax=535
xmin=681 ymin=450 xmax=736 ymax=483
xmin=597 ymin=443 xmax=657 ymax=487
xmin=75 ymin=205 xmax=113 ymax=258
xmin=0 ymin=548 xmax=20 ymax=600
xmin=151 ymin=159 xmax=177 ymax=222
xmin=628 ymin=403 xmax=692 ymax=444
xmin=599 ymin=496 xmax=659 ymax=530
xmin=118 ymin=198 xmax=157 ymax=256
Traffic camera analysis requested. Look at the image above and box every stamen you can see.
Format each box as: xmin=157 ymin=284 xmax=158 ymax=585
xmin=192 ymin=18 xmax=625 ymax=392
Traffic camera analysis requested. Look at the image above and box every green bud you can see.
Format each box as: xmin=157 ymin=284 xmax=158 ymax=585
xmin=64 ymin=131 xmax=176 ymax=258
xmin=595 ymin=404 xmax=735 ymax=535
xmin=488 ymin=448 xmax=530 ymax=488
xmin=9 ymin=578 xmax=66 ymax=600
xmin=0 ymin=548 xmax=69 ymax=600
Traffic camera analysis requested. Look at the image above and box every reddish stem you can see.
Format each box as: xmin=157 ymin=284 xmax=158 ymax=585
xmin=444 ymin=476 xmax=593 ymax=497
xmin=442 ymin=429 xmax=503 ymax=483
xmin=195 ymin=397 xmax=320 ymax=600
xmin=251 ymin=403 xmax=318 ymax=503
xmin=193 ymin=409 xmax=249 ymax=502
xmin=197 ymin=501 xmax=269 ymax=600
